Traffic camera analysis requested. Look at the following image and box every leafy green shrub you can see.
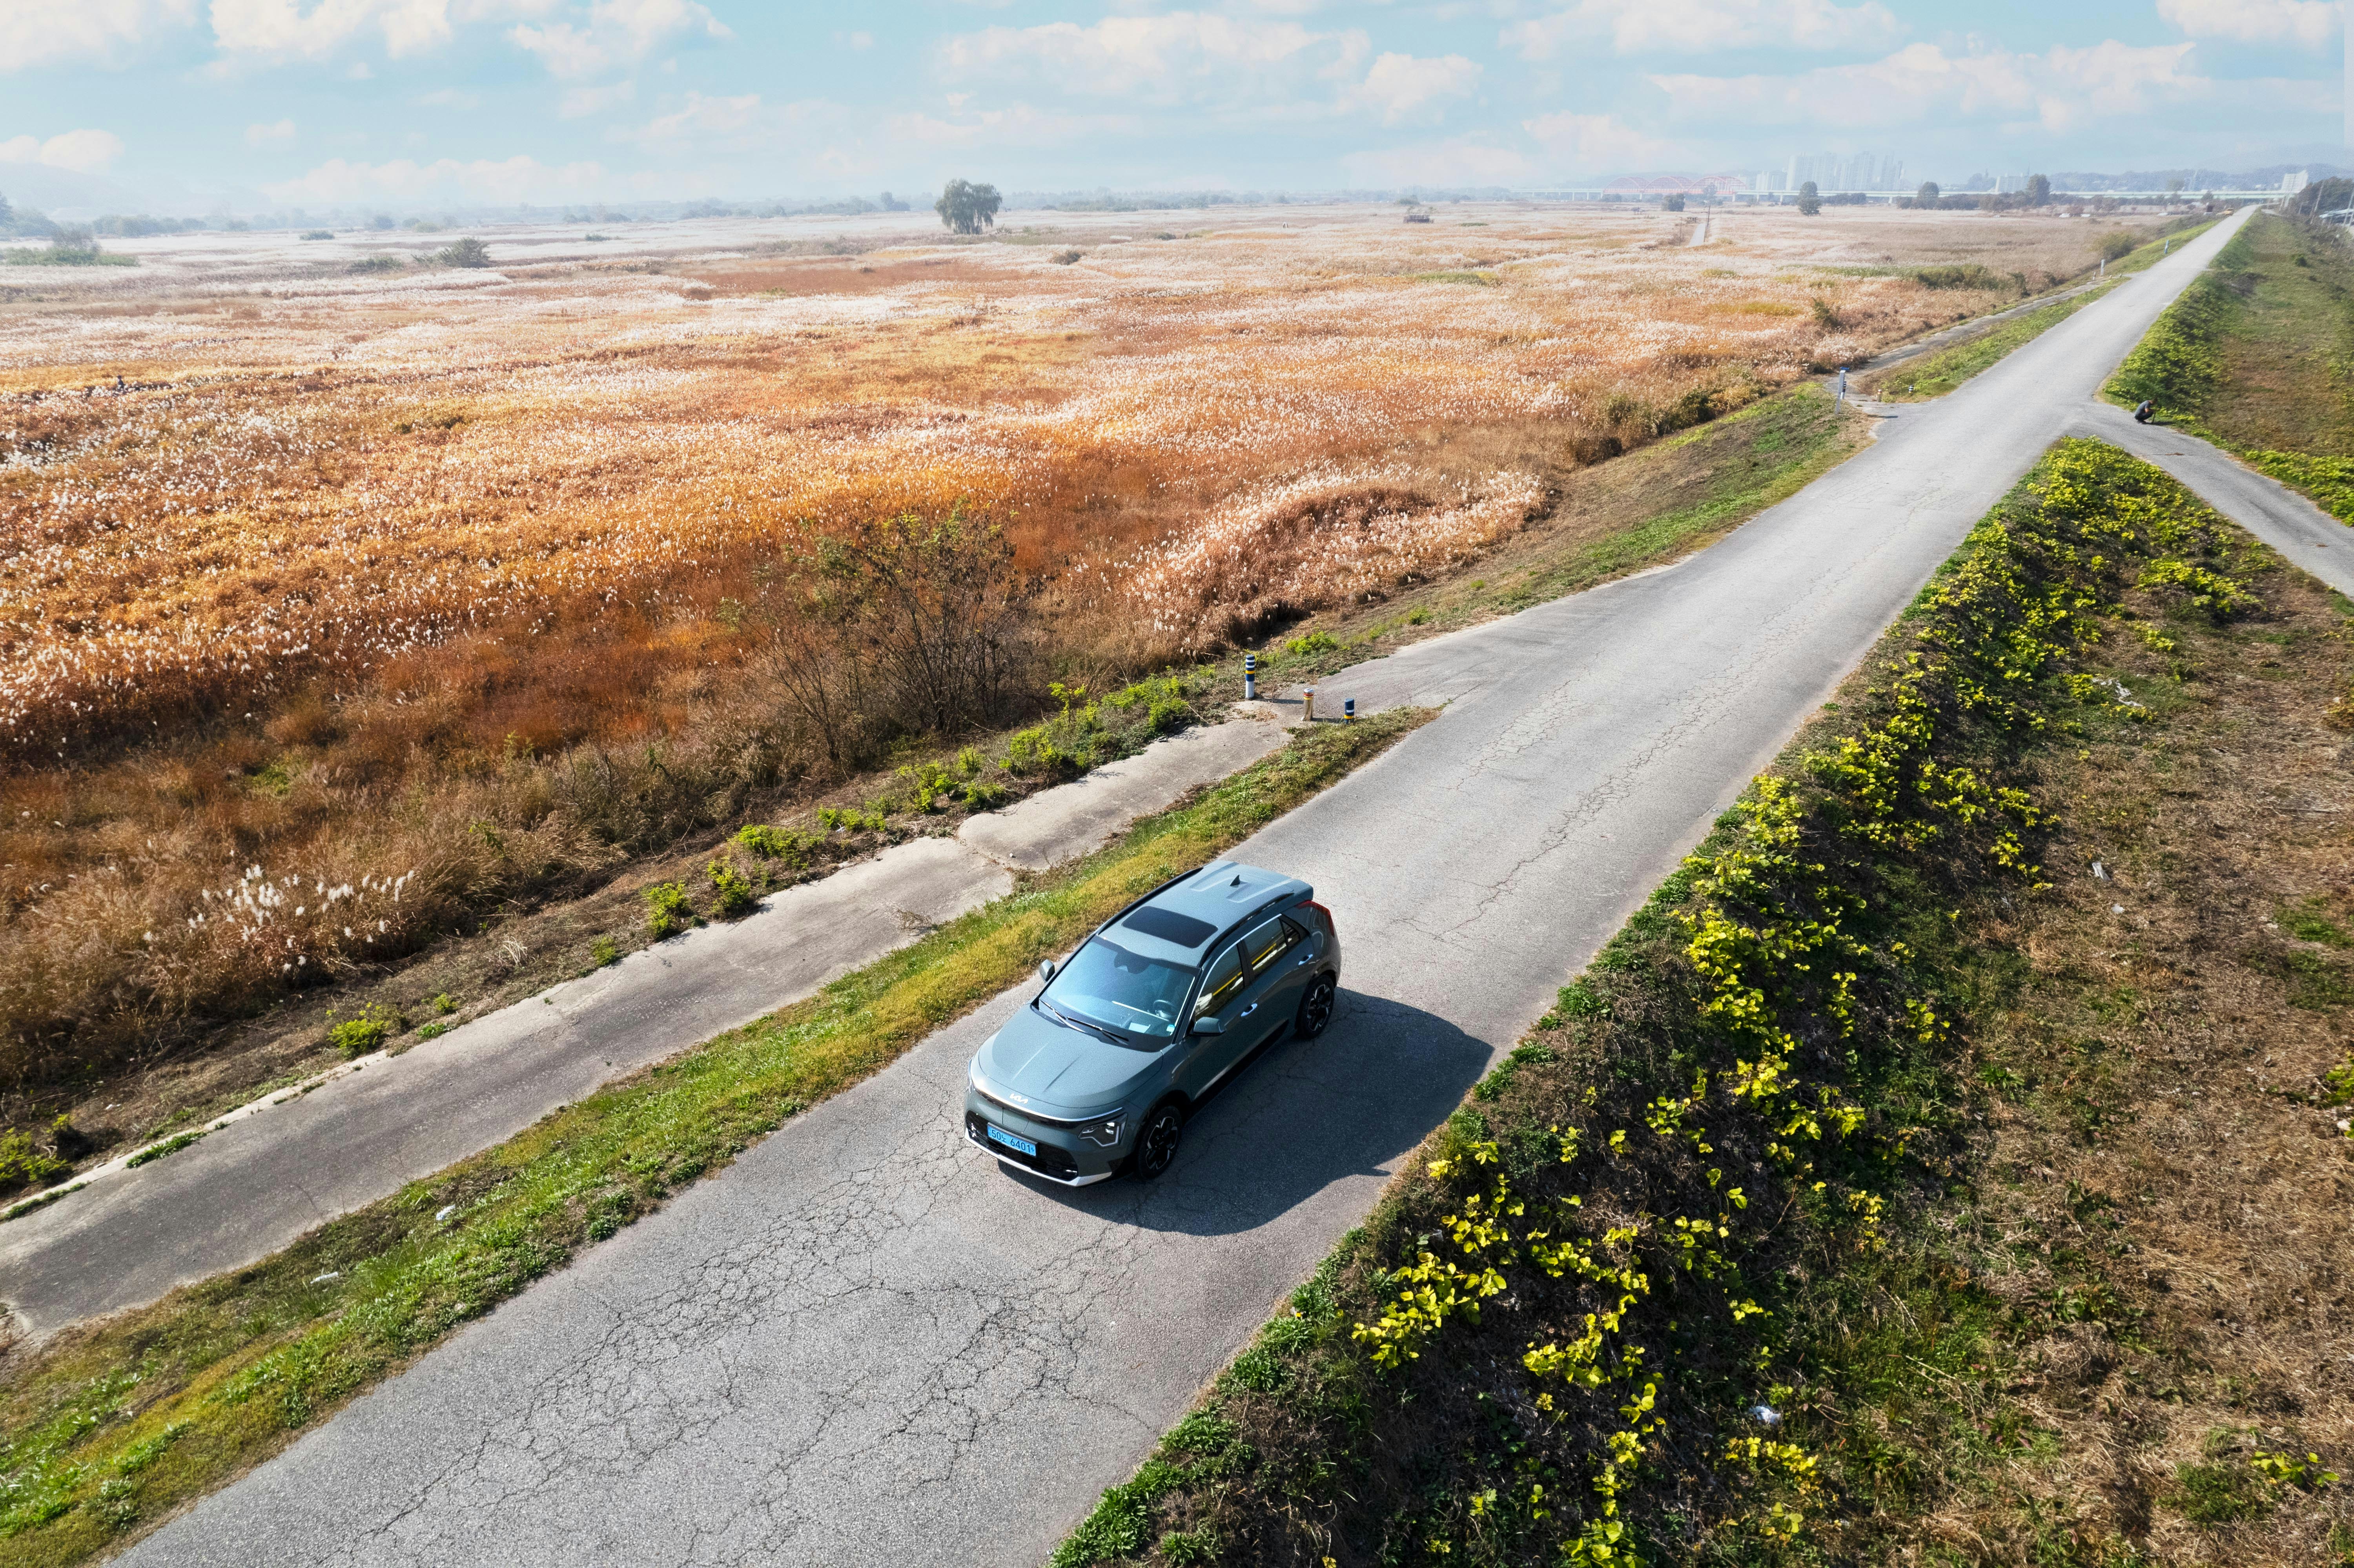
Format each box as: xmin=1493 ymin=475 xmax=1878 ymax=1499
xmin=734 ymin=824 xmax=815 ymax=864
xmin=1407 ymin=607 xmax=1431 ymax=625
xmin=707 ymin=861 xmax=758 ymax=919
xmin=415 ymin=1022 xmax=449 ymax=1040
xmin=432 ymin=993 xmax=457 ymax=1015
xmin=816 ymin=805 xmax=889 ymax=833
xmin=897 ymin=760 xmax=958 ymax=812
xmin=436 ymin=236 xmax=492 ymax=268
xmin=961 ymin=779 xmax=1010 ymax=810
xmin=644 ymin=881 xmax=694 ymax=938
xmin=325 ymin=1002 xmax=405 ymax=1060
xmin=2252 ymin=1448 xmax=2338 ymax=1491
xmin=1284 ymin=630 xmax=1339 ymax=657
xmin=301 ymin=229 xmax=333 ymax=241
xmin=350 ymin=254 xmax=404 ymax=274
xmin=0 ymin=1127 xmax=67 ymax=1195
xmin=2099 ymin=230 xmax=2137 ymax=262
xmin=590 ymin=936 xmax=620 ymax=967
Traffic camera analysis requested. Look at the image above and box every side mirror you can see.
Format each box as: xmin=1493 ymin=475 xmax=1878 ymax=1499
xmin=1190 ymin=1014 xmax=1225 ymax=1036
xmin=1037 ymin=959 xmax=1058 ymax=985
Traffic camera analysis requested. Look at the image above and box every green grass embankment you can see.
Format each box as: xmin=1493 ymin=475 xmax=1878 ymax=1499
xmin=0 ymin=708 xmax=1429 ymax=1566
xmin=2109 ymin=209 xmax=2354 ymax=522
xmin=1054 ymin=439 xmax=2354 ymax=1566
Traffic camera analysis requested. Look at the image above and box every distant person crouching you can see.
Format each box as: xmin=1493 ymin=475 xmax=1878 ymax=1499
xmin=2133 ymin=399 xmax=2156 ymax=424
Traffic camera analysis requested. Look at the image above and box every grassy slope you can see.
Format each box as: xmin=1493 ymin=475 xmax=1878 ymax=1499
xmin=1051 ymin=439 xmax=2354 ymax=1568
xmin=2109 ymin=209 xmax=2354 ymax=521
xmin=0 ymin=708 xmax=1428 ymax=1565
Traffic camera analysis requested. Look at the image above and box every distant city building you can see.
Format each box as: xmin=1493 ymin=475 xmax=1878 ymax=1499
xmin=1781 ymin=151 xmax=1904 ymax=192
xmin=2283 ymin=168 xmax=2312 ymax=194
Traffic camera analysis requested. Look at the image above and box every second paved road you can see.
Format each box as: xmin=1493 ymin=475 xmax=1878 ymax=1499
xmin=128 ymin=211 xmax=2254 ymax=1568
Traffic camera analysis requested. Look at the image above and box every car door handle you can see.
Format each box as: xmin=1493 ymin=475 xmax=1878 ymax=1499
xmin=1239 ymin=1003 xmax=1259 ymax=1018
xmin=1294 ymin=956 xmax=1312 ymax=967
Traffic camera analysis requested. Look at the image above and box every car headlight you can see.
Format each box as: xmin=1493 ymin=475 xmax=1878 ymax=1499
xmin=1076 ymin=1116 xmax=1121 ymax=1148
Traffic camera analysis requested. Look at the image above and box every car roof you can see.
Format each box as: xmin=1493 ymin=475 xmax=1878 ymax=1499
xmin=1101 ymin=859 xmax=1310 ymax=965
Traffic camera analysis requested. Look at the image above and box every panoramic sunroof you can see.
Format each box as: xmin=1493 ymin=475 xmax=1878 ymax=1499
xmin=1122 ymin=905 xmax=1217 ymax=949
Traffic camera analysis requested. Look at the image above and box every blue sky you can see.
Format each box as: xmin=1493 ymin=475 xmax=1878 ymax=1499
xmin=0 ymin=1 xmax=2343 ymax=213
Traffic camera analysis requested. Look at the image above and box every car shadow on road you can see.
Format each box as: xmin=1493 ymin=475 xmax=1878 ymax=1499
xmin=995 ymin=988 xmax=1495 ymax=1238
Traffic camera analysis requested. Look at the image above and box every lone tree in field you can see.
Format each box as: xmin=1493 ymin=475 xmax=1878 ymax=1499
xmin=935 ymin=179 xmax=1001 ymax=235
xmin=1796 ymin=180 xmax=1821 ymax=216
xmin=2026 ymin=173 xmax=2051 ymax=206
xmin=1915 ymin=180 xmax=1940 ymax=207
xmin=437 ymin=236 xmax=492 ymax=268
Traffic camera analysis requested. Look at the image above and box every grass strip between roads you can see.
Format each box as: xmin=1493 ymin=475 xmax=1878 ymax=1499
xmin=1052 ymin=438 xmax=2354 ymax=1565
xmin=0 ymin=707 xmax=1429 ymax=1565
xmin=2109 ymin=208 xmax=2354 ymax=527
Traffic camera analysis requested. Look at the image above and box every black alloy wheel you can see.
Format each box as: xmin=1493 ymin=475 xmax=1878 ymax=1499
xmin=1294 ymin=975 xmax=1337 ymax=1040
xmin=1133 ymin=1102 xmax=1184 ymax=1180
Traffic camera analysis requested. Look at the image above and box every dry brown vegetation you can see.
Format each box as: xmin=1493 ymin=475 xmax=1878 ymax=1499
xmin=0 ymin=201 xmax=2170 ymax=1111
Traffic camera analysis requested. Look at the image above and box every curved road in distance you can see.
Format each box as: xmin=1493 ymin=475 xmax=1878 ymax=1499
xmin=124 ymin=209 xmax=2254 ymax=1568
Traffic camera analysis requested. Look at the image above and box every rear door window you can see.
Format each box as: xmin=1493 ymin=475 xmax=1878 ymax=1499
xmin=1196 ymin=942 xmax=1249 ymax=1017
xmin=1239 ymin=915 xmax=1304 ymax=975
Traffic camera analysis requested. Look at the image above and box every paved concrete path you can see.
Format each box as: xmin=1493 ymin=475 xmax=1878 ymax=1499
xmin=119 ymin=212 xmax=2255 ymax=1568
xmin=2070 ymin=402 xmax=2354 ymax=597
xmin=0 ymin=719 xmax=1288 ymax=1339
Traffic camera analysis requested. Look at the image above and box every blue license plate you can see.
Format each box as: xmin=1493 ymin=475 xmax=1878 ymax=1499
xmin=985 ymin=1123 xmax=1038 ymax=1157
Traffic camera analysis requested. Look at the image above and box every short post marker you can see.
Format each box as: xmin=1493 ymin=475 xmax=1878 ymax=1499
xmin=1343 ymin=697 xmax=1356 ymax=722
xmin=1304 ymin=687 xmax=1315 ymax=723
xmin=1243 ymin=651 xmax=1257 ymax=702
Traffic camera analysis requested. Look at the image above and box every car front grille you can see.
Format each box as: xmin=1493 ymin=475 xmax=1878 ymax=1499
xmin=966 ymin=1112 xmax=1078 ymax=1177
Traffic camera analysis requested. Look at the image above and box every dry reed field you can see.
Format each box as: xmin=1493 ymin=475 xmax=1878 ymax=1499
xmin=0 ymin=199 xmax=2169 ymax=1118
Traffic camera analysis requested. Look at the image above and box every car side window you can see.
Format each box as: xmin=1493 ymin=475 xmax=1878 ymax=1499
xmin=1239 ymin=915 xmax=1304 ymax=975
xmin=1196 ymin=942 xmax=1249 ymax=1016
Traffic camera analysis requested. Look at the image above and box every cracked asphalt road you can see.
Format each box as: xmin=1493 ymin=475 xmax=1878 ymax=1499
xmin=120 ymin=211 xmax=2252 ymax=1568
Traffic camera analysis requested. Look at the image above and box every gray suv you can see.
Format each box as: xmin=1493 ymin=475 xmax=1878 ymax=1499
xmin=964 ymin=860 xmax=1340 ymax=1185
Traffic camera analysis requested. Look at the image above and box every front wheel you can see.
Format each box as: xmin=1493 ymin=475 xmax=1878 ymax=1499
xmin=1132 ymin=1102 xmax=1184 ymax=1181
xmin=1293 ymin=975 xmax=1336 ymax=1040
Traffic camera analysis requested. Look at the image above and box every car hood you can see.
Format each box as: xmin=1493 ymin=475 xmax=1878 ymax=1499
xmin=974 ymin=1005 xmax=1166 ymax=1117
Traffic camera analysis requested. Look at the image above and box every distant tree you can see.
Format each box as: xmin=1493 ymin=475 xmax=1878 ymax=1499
xmin=2027 ymin=173 xmax=2051 ymax=206
xmin=879 ymin=191 xmax=909 ymax=212
xmin=0 ymin=190 xmax=12 ymax=231
xmin=2164 ymin=177 xmax=2186 ymax=197
xmin=437 ymin=236 xmax=492 ymax=268
xmin=2098 ymin=230 xmax=2136 ymax=262
xmin=1796 ymin=180 xmax=1821 ymax=216
xmin=934 ymin=179 xmax=1001 ymax=235
xmin=1915 ymin=180 xmax=1939 ymax=208
xmin=371 ymin=214 xmax=394 ymax=230
xmin=1663 ymin=193 xmax=1685 ymax=212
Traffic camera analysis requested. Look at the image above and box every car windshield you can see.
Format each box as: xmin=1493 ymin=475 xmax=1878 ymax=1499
xmin=1043 ymin=936 xmax=1196 ymax=1044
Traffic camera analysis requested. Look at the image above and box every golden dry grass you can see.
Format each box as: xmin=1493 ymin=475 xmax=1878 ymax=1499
xmin=0 ymin=200 xmax=2172 ymax=1096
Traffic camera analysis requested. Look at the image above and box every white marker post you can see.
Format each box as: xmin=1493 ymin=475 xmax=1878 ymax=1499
xmin=1243 ymin=651 xmax=1257 ymax=702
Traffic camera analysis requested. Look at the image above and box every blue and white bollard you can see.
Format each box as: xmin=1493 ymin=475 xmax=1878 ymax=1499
xmin=1343 ymin=697 xmax=1356 ymax=722
xmin=1243 ymin=651 xmax=1257 ymax=702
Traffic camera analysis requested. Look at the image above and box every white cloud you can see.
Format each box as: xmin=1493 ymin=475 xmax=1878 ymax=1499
xmin=509 ymin=0 xmax=728 ymax=80
xmin=942 ymin=11 xmax=1475 ymax=125
xmin=2157 ymin=0 xmax=2337 ymax=47
xmin=1505 ymin=0 xmax=1900 ymax=60
xmin=244 ymin=117 xmax=295 ymax=144
xmin=1647 ymin=40 xmax=2203 ymax=134
xmin=213 ymin=0 xmax=477 ymax=60
xmin=1347 ymin=52 xmax=1481 ymax=125
xmin=262 ymin=153 xmax=605 ymax=203
xmin=833 ymin=28 xmax=872 ymax=50
xmin=940 ymin=12 xmax=1367 ymax=106
xmin=0 ymin=0 xmax=195 ymax=72
xmin=559 ymin=79 xmax=636 ymax=117
xmin=0 ymin=129 xmax=128 ymax=172
xmin=1522 ymin=111 xmax=1676 ymax=171
xmin=887 ymin=102 xmax=1138 ymax=149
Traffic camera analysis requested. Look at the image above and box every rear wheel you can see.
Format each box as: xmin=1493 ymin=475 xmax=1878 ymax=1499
xmin=1294 ymin=975 xmax=1336 ymax=1040
xmin=1133 ymin=1102 xmax=1184 ymax=1180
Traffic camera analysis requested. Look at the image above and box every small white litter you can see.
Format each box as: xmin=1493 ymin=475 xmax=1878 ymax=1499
xmin=435 ymin=1204 xmax=457 ymax=1223
xmin=2092 ymin=861 xmax=2108 ymax=881
xmin=2112 ymin=904 xmax=2125 ymax=915
xmin=1749 ymin=1405 xmax=1781 ymax=1426
xmin=310 ymin=1271 xmax=341 ymax=1285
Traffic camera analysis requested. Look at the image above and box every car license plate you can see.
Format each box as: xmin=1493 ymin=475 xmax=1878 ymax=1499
xmin=986 ymin=1124 xmax=1038 ymax=1157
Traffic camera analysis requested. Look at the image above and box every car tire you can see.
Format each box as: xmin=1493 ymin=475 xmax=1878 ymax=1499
xmin=1133 ymin=1101 xmax=1184 ymax=1181
xmin=1293 ymin=974 xmax=1336 ymax=1040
